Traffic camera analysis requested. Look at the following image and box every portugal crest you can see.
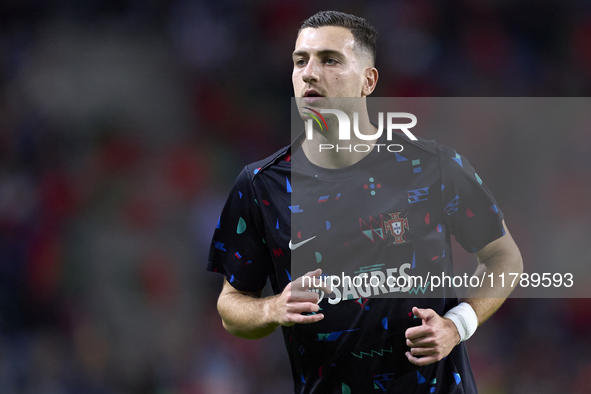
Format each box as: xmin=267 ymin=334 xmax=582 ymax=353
xmin=384 ymin=211 xmax=410 ymax=244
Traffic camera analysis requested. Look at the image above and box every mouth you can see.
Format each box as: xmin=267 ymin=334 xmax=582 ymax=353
xmin=304 ymin=89 xmax=323 ymax=98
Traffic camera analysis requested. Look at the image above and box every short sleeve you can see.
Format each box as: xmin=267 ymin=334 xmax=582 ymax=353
xmin=438 ymin=145 xmax=505 ymax=253
xmin=207 ymin=167 xmax=273 ymax=292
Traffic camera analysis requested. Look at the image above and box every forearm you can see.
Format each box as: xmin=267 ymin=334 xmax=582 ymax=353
xmin=463 ymin=262 xmax=518 ymax=325
xmin=217 ymin=290 xmax=280 ymax=339
xmin=463 ymin=236 xmax=523 ymax=325
xmin=216 ymin=270 xmax=328 ymax=339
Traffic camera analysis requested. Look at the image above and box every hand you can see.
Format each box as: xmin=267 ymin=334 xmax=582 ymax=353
xmin=267 ymin=269 xmax=333 ymax=327
xmin=404 ymin=307 xmax=460 ymax=366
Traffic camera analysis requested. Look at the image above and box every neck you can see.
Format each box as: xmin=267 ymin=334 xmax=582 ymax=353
xmin=301 ymin=109 xmax=378 ymax=169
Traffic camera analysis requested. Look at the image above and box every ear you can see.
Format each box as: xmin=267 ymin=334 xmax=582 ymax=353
xmin=362 ymin=67 xmax=379 ymax=97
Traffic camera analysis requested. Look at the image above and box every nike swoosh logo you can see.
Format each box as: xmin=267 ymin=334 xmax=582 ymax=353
xmin=288 ymin=236 xmax=316 ymax=250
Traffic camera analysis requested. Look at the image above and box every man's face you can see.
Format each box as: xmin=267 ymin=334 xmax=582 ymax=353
xmin=292 ymin=26 xmax=371 ymax=103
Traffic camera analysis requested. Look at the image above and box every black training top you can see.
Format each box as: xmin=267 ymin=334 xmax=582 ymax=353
xmin=208 ymin=132 xmax=504 ymax=393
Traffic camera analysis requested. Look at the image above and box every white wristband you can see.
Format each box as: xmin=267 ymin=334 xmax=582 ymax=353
xmin=444 ymin=302 xmax=478 ymax=343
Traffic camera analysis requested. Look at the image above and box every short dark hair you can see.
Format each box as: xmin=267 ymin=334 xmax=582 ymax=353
xmin=299 ymin=11 xmax=378 ymax=64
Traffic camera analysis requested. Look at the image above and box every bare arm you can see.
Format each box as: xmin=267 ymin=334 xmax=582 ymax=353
xmin=464 ymin=219 xmax=523 ymax=324
xmin=217 ymin=269 xmax=332 ymax=339
xmin=406 ymin=220 xmax=522 ymax=366
xmin=217 ymin=279 xmax=279 ymax=339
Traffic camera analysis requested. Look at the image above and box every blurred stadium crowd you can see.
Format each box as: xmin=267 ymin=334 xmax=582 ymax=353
xmin=0 ymin=0 xmax=590 ymax=393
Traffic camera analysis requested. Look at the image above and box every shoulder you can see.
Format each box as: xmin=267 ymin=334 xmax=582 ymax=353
xmin=244 ymin=144 xmax=292 ymax=183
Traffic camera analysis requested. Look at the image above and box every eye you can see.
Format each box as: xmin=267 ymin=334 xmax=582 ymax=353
xmin=295 ymin=58 xmax=307 ymax=67
xmin=325 ymin=58 xmax=338 ymax=65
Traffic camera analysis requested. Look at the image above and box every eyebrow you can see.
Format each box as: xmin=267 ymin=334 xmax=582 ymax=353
xmin=292 ymin=49 xmax=345 ymax=58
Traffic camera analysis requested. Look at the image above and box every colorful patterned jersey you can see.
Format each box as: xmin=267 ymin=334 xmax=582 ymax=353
xmin=208 ymin=132 xmax=505 ymax=393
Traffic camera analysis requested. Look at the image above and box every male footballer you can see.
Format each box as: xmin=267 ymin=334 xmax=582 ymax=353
xmin=208 ymin=10 xmax=522 ymax=393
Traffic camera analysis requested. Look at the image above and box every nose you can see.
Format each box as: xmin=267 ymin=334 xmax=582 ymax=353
xmin=302 ymin=58 xmax=319 ymax=84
